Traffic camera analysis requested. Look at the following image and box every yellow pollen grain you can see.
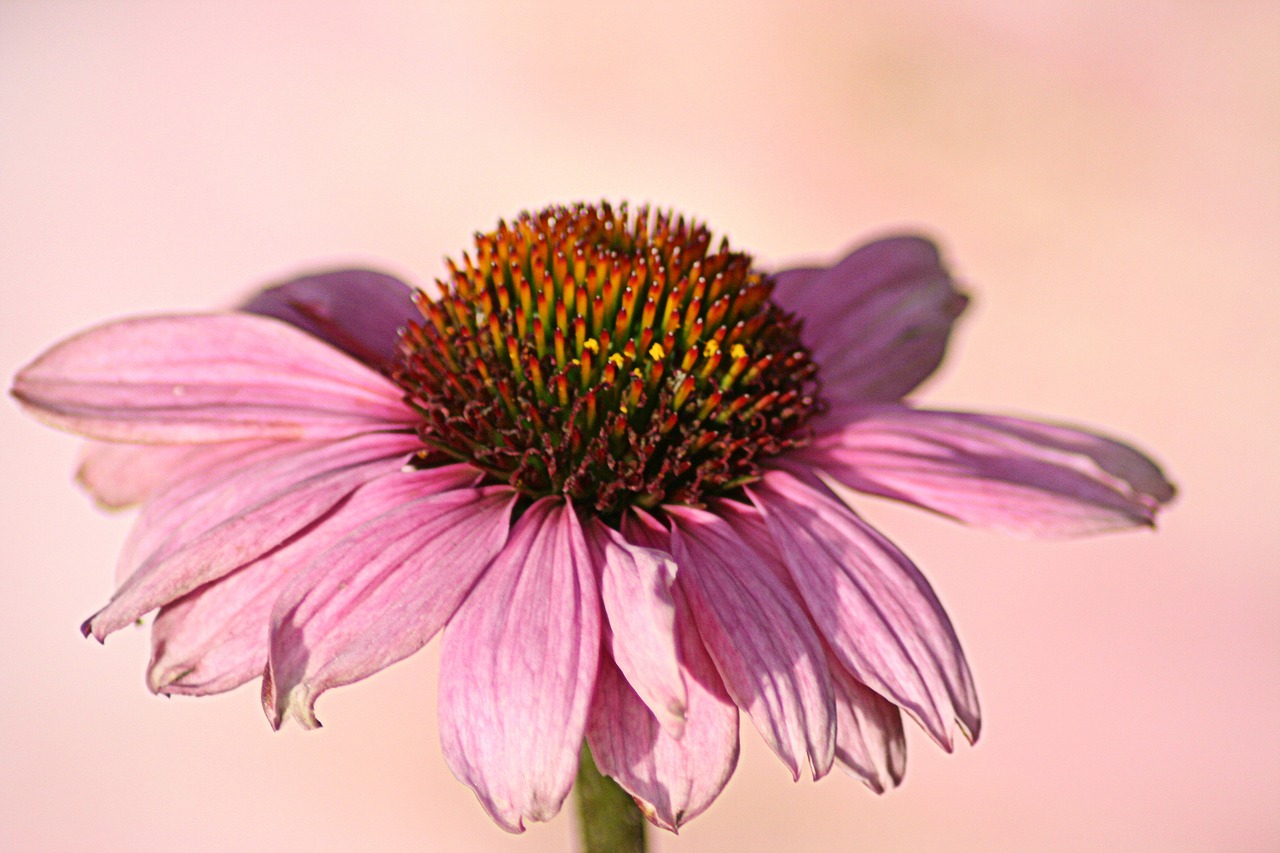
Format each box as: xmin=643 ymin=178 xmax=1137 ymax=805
xmin=609 ymin=353 xmax=625 ymax=367
xmin=583 ymin=338 xmax=599 ymax=353
xmin=730 ymin=343 xmax=747 ymax=359
xmin=703 ymin=339 xmax=720 ymax=356
xmin=648 ymin=343 xmax=665 ymax=360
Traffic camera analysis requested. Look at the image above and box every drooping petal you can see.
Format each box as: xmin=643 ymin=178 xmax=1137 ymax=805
xmin=263 ymin=484 xmax=514 ymax=729
xmin=75 ymin=441 xmax=233 ymax=510
xmin=437 ymin=499 xmax=601 ymax=833
xmin=83 ymin=431 xmax=421 ymax=641
xmin=827 ymin=654 xmax=907 ymax=794
xmin=771 ymin=235 xmax=968 ymax=409
xmin=584 ymin=517 xmax=687 ymax=738
xmin=666 ymin=505 xmax=835 ymax=780
xmin=11 ymin=313 xmax=416 ymax=444
xmin=587 ymin=586 xmax=740 ymax=832
xmin=150 ymin=464 xmax=480 ymax=697
xmin=803 ymin=404 xmax=1176 ymax=537
xmin=240 ymin=268 xmax=417 ymax=371
xmin=749 ymin=470 xmax=979 ymax=749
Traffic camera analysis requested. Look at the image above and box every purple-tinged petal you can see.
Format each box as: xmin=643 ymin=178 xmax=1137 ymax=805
xmin=12 ymin=314 xmax=415 ymax=444
xmin=240 ymin=269 xmax=417 ymax=371
xmin=828 ymin=654 xmax=907 ymax=794
xmin=771 ymin=235 xmax=968 ymax=409
xmin=803 ymin=405 xmax=1176 ymax=537
xmin=749 ymin=470 xmax=980 ymax=750
xmin=83 ymin=432 xmax=421 ymax=641
xmin=587 ymin=588 xmax=740 ymax=832
xmin=666 ymin=505 xmax=836 ymax=780
xmin=438 ymin=499 xmax=601 ymax=833
xmin=584 ymin=518 xmax=687 ymax=738
xmin=150 ymin=464 xmax=480 ymax=697
xmin=263 ymin=484 xmax=513 ymax=729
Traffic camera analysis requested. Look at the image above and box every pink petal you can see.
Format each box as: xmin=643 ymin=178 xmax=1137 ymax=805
xmin=11 ymin=313 xmax=415 ymax=444
xmin=263 ymin=484 xmax=514 ymax=729
xmin=84 ymin=432 xmax=421 ymax=640
xmin=587 ymin=586 xmax=740 ymax=832
xmin=803 ymin=405 xmax=1176 ymax=537
xmin=666 ymin=505 xmax=836 ymax=780
xmin=76 ymin=441 xmax=231 ymax=510
xmin=437 ymin=499 xmax=601 ymax=833
xmin=584 ymin=517 xmax=687 ymax=738
xmin=828 ymin=654 xmax=907 ymax=794
xmin=749 ymin=470 xmax=980 ymax=750
xmin=771 ymin=235 xmax=968 ymax=409
xmin=149 ymin=464 xmax=480 ymax=697
xmin=240 ymin=268 xmax=417 ymax=371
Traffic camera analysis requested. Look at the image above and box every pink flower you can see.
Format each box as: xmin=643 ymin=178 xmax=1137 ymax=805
xmin=12 ymin=204 xmax=1173 ymax=832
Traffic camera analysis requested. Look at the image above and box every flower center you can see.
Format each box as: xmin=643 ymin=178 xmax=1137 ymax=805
xmin=395 ymin=202 xmax=821 ymax=516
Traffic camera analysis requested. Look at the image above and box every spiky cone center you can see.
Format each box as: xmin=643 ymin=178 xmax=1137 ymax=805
xmin=395 ymin=202 xmax=822 ymax=519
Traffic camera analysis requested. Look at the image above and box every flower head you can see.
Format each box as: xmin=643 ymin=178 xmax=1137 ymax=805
xmin=12 ymin=202 xmax=1174 ymax=832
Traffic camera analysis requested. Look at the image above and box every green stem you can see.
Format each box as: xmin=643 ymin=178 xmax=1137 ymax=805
xmin=575 ymin=743 xmax=647 ymax=853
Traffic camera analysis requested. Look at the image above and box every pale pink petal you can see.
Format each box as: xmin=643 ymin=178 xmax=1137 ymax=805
xmin=437 ymin=500 xmax=601 ymax=833
xmin=112 ymin=440 xmax=297 ymax=584
xmin=771 ymin=235 xmax=968 ymax=409
xmin=149 ymin=465 xmax=480 ymax=697
xmin=83 ymin=432 xmax=421 ymax=640
xmin=11 ymin=313 xmax=415 ymax=444
xmin=666 ymin=505 xmax=836 ymax=780
xmin=587 ymin=586 xmax=740 ymax=831
xmin=828 ymin=654 xmax=906 ymax=794
xmin=75 ymin=441 xmax=230 ymax=510
xmin=263 ymin=485 xmax=514 ymax=729
xmin=802 ymin=404 xmax=1176 ymax=537
xmin=749 ymin=470 xmax=979 ymax=750
xmin=584 ymin=517 xmax=687 ymax=738
xmin=240 ymin=268 xmax=417 ymax=371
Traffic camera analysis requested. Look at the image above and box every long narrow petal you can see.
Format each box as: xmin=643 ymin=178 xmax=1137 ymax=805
xmin=263 ymin=485 xmax=514 ymax=729
xmin=771 ymin=236 xmax=968 ymax=409
xmin=240 ymin=268 xmax=417 ymax=371
xmin=149 ymin=465 xmax=480 ymax=697
xmin=666 ymin=505 xmax=835 ymax=780
xmin=587 ymin=587 xmax=740 ymax=832
xmin=803 ymin=405 xmax=1176 ymax=537
xmin=749 ymin=470 xmax=979 ymax=749
xmin=828 ymin=654 xmax=907 ymax=794
xmin=84 ymin=432 xmax=421 ymax=640
xmin=76 ymin=441 xmax=233 ymax=510
xmin=12 ymin=313 xmax=415 ymax=443
xmin=437 ymin=500 xmax=601 ymax=833
xmin=584 ymin=518 xmax=687 ymax=738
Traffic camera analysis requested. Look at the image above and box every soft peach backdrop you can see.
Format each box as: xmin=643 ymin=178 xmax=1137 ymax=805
xmin=2 ymin=3 xmax=1276 ymax=852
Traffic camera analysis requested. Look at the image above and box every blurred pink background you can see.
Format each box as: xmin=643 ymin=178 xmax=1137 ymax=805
xmin=2 ymin=3 xmax=1276 ymax=851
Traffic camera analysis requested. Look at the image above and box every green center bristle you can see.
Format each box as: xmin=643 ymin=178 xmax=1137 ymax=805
xmin=395 ymin=202 xmax=821 ymax=516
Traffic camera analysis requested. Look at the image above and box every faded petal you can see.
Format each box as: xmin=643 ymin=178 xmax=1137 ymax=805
xmin=264 ymin=483 xmax=512 ymax=729
xmin=828 ymin=655 xmax=907 ymax=793
xmin=76 ymin=441 xmax=228 ymax=510
xmin=12 ymin=313 xmax=415 ymax=444
xmin=240 ymin=268 xmax=417 ymax=371
xmin=438 ymin=500 xmax=600 ymax=832
xmin=151 ymin=465 xmax=480 ymax=698
xmin=749 ymin=470 xmax=979 ymax=749
xmin=804 ymin=405 xmax=1176 ymax=537
xmin=771 ymin=235 xmax=968 ymax=409
xmin=666 ymin=505 xmax=836 ymax=780
xmin=587 ymin=586 xmax=740 ymax=832
xmin=585 ymin=518 xmax=687 ymax=738
xmin=84 ymin=432 xmax=421 ymax=640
